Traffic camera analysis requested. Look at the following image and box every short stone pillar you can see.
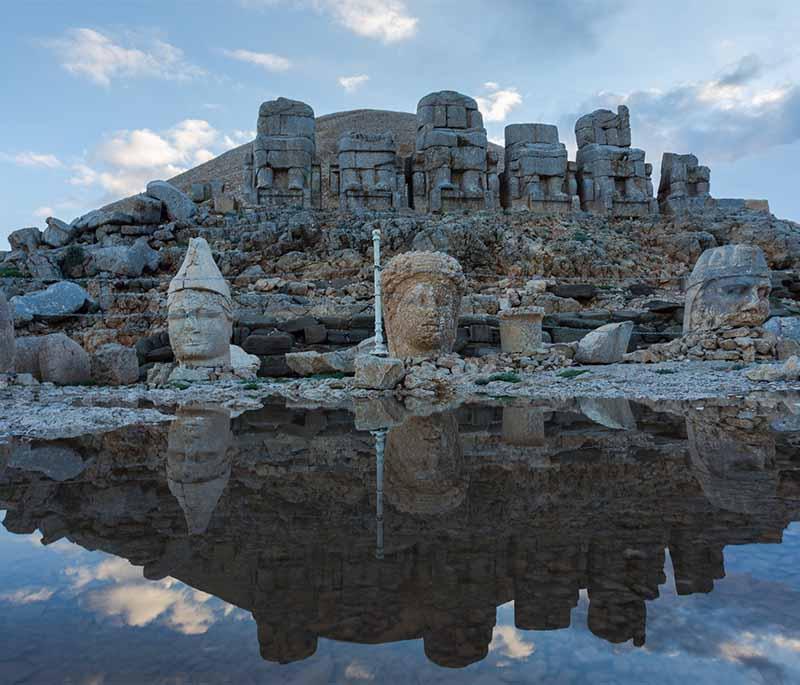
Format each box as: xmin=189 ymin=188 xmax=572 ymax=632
xmin=498 ymin=306 xmax=544 ymax=354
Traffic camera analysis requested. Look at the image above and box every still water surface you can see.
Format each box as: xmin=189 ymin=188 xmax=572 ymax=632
xmin=1 ymin=395 xmax=799 ymax=683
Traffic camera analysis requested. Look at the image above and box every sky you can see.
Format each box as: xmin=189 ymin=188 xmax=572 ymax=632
xmin=1 ymin=0 xmax=800 ymax=249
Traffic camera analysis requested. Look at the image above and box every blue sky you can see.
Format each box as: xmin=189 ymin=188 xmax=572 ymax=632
xmin=2 ymin=0 xmax=800 ymax=249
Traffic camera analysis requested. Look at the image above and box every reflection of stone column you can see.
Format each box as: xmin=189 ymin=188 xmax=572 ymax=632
xmin=498 ymin=306 xmax=544 ymax=354
xmin=166 ymin=404 xmax=232 ymax=536
xmin=514 ymin=544 xmax=580 ymax=630
xmin=501 ymin=406 xmax=545 ymax=446
xmin=373 ymin=428 xmax=386 ymax=560
xmin=385 ymin=410 xmax=466 ymax=515
xmin=669 ymin=534 xmax=725 ymax=595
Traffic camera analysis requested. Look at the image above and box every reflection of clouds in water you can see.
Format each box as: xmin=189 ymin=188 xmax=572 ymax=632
xmin=0 ymin=587 xmax=54 ymax=604
xmin=344 ymin=660 xmax=375 ymax=680
xmin=490 ymin=625 xmax=536 ymax=660
xmin=65 ymin=554 xmax=241 ymax=635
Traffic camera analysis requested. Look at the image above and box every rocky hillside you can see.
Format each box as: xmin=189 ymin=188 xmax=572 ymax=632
xmin=167 ymin=108 xmax=504 ymax=200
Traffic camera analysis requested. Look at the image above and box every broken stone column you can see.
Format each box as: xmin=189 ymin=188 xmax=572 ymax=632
xmin=658 ymin=152 xmax=714 ymax=215
xmin=382 ymin=251 xmax=466 ymax=359
xmin=337 ymin=131 xmax=406 ymax=211
xmin=574 ymin=105 xmax=657 ymax=216
xmin=683 ymin=244 xmax=771 ymax=334
xmin=244 ymin=97 xmax=315 ymax=209
xmin=0 ymin=292 xmax=14 ymax=373
xmin=167 ymin=237 xmax=233 ymax=369
xmin=498 ymin=306 xmax=545 ymax=353
xmin=502 ymin=124 xmax=578 ymax=212
xmin=409 ymin=91 xmax=498 ymax=213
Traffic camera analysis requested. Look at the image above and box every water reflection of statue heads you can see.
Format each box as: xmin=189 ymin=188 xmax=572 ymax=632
xmin=166 ymin=404 xmax=232 ymax=535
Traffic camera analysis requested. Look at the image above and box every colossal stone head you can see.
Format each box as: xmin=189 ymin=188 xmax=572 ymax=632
xmin=382 ymin=251 xmax=466 ymax=359
xmin=166 ymin=403 xmax=232 ymax=535
xmin=683 ymin=244 xmax=770 ymax=334
xmin=385 ymin=410 xmax=466 ymax=516
xmin=167 ymin=238 xmax=233 ymax=368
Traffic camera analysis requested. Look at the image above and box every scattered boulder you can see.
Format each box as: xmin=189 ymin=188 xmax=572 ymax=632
xmin=8 ymin=444 xmax=86 ymax=481
xmin=146 ymin=180 xmax=196 ymax=221
xmin=12 ymin=337 xmax=42 ymax=377
xmin=286 ymin=338 xmax=374 ymax=376
xmin=764 ymin=316 xmax=800 ymax=342
xmin=575 ymin=321 xmax=634 ymax=364
xmin=579 ymin=397 xmax=636 ymax=430
xmin=86 ymin=237 xmax=160 ymax=276
xmin=90 ymin=343 xmax=139 ymax=386
xmin=72 ymin=209 xmax=138 ymax=232
xmin=746 ymin=356 xmax=800 ymax=382
xmin=230 ymin=344 xmax=260 ymax=379
xmin=26 ymin=253 xmax=62 ymax=280
xmin=15 ymin=333 xmax=91 ymax=385
xmin=354 ymin=355 xmax=405 ymax=389
xmin=8 ymin=227 xmax=41 ymax=252
xmin=101 ymin=193 xmax=163 ymax=225
xmin=42 ymin=218 xmax=74 ymax=248
xmin=551 ymin=283 xmax=597 ymax=301
xmin=10 ymin=281 xmax=91 ymax=323
xmin=0 ymin=292 xmax=15 ymax=372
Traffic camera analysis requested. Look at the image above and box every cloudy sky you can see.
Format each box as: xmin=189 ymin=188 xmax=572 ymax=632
xmin=2 ymin=0 xmax=800 ymax=248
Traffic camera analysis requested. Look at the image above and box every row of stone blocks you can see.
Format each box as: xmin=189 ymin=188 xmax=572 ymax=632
xmin=241 ymin=93 xmax=729 ymax=217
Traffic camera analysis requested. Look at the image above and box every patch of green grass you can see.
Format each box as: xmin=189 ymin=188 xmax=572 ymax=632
xmin=557 ymin=368 xmax=591 ymax=379
xmin=61 ymin=245 xmax=85 ymax=273
xmin=0 ymin=267 xmax=24 ymax=278
xmin=475 ymin=372 xmax=522 ymax=386
xmin=653 ymin=368 xmax=677 ymax=375
xmin=169 ymin=381 xmax=191 ymax=390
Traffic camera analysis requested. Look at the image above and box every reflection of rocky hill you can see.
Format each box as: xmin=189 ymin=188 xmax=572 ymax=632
xmin=1 ymin=398 xmax=799 ymax=668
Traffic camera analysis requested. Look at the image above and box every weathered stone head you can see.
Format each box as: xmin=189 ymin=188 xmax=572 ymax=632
xmin=166 ymin=404 xmax=232 ymax=535
xmin=382 ymin=251 xmax=466 ymax=359
xmin=683 ymin=244 xmax=770 ymax=334
xmin=167 ymin=237 xmax=233 ymax=368
xmin=385 ymin=410 xmax=466 ymax=515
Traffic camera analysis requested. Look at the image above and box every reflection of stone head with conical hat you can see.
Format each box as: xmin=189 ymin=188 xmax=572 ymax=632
xmin=385 ymin=409 xmax=466 ymax=515
xmin=167 ymin=403 xmax=232 ymax=535
xmin=168 ymin=237 xmax=233 ymax=368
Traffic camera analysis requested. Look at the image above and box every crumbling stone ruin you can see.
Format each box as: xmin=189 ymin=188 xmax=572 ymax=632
xmin=244 ymin=98 xmax=316 ymax=209
xmin=333 ymin=131 xmax=406 ymax=211
xmin=574 ymin=105 xmax=656 ymax=216
xmin=658 ymin=153 xmax=713 ymax=216
xmin=501 ymin=124 xmax=578 ymax=212
xmin=408 ymin=91 xmax=499 ymax=213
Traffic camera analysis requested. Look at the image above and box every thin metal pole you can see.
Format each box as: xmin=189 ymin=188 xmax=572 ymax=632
xmin=373 ymin=428 xmax=386 ymax=560
xmin=372 ymin=228 xmax=388 ymax=357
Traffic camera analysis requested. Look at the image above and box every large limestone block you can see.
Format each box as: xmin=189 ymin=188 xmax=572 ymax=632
xmin=87 ymin=237 xmax=160 ymax=277
xmin=575 ymin=321 xmax=633 ymax=364
xmin=71 ymin=209 xmax=136 ymax=231
xmin=230 ymin=344 xmax=260 ymax=379
xmin=499 ymin=307 xmax=544 ymax=354
xmin=38 ymin=333 xmax=91 ymax=385
xmin=764 ymin=316 xmax=800 ymax=342
xmin=8 ymin=227 xmax=41 ymax=252
xmin=102 ymin=193 xmax=164 ymax=225
xmin=746 ymin=356 xmax=800 ymax=382
xmin=10 ymin=281 xmax=91 ymax=323
xmin=42 ymin=217 xmax=75 ymax=248
xmin=146 ymin=180 xmax=197 ymax=222
xmin=12 ymin=337 xmax=42 ymax=377
xmin=683 ymin=245 xmax=770 ymax=334
xmin=354 ymin=354 xmax=405 ymax=389
xmin=382 ymin=252 xmax=466 ymax=359
xmin=0 ymin=292 xmax=14 ymax=372
xmin=579 ymin=397 xmax=637 ymax=430
xmin=91 ymin=343 xmax=139 ymax=386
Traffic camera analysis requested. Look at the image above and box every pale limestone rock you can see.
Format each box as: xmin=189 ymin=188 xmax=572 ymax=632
xmin=498 ymin=306 xmax=544 ymax=354
xmin=8 ymin=227 xmax=41 ymax=252
xmin=146 ymin=180 xmax=196 ymax=221
xmin=336 ymin=131 xmax=405 ymax=210
xmin=575 ymin=321 xmax=633 ymax=364
xmin=90 ymin=343 xmax=139 ymax=386
xmin=167 ymin=238 xmax=232 ymax=369
xmin=166 ymin=404 xmax=231 ymax=535
xmin=42 ymin=217 xmax=74 ymax=248
xmin=86 ymin=237 xmax=160 ymax=276
xmin=230 ymin=344 xmax=260 ymax=379
xmin=354 ymin=354 xmax=405 ymax=389
xmin=0 ymin=292 xmax=14 ymax=373
xmin=745 ymin=356 xmax=800 ymax=382
xmin=285 ymin=339 xmax=373 ymax=376
xmin=38 ymin=333 xmax=91 ymax=385
xmin=658 ymin=152 xmax=713 ymax=215
xmin=10 ymin=281 xmax=91 ymax=323
xmin=382 ymin=251 xmax=466 ymax=359
xmin=683 ymin=245 xmax=770 ymax=334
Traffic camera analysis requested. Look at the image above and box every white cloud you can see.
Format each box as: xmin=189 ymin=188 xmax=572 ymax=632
xmin=222 ymin=48 xmax=291 ymax=72
xmin=45 ymin=28 xmax=204 ymax=87
xmin=476 ymin=83 xmax=523 ymax=123
xmin=0 ymin=151 xmax=62 ymax=169
xmin=0 ymin=587 xmax=55 ymax=604
xmin=33 ymin=206 xmax=54 ymax=218
xmin=338 ymin=74 xmax=369 ymax=93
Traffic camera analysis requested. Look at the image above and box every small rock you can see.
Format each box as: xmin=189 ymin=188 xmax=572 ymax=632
xmin=354 ymin=355 xmax=405 ymax=389
xmin=230 ymin=344 xmax=260 ymax=379
xmin=746 ymin=356 xmax=800 ymax=382
xmin=91 ymin=343 xmax=139 ymax=386
xmin=575 ymin=321 xmax=634 ymax=364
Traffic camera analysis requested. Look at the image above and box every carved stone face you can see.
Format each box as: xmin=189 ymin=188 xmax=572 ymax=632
xmin=386 ymin=278 xmax=461 ymax=358
xmin=684 ymin=274 xmax=770 ymax=333
xmin=168 ymin=289 xmax=232 ymax=367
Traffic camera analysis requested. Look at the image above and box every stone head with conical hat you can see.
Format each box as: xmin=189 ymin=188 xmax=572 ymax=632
xmin=683 ymin=244 xmax=771 ymax=334
xmin=168 ymin=237 xmax=233 ymax=368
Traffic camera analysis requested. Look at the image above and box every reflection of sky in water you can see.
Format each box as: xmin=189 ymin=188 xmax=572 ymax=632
xmin=1 ymin=514 xmax=800 ymax=684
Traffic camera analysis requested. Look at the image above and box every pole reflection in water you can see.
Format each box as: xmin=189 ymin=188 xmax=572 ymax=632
xmin=372 ymin=428 xmax=386 ymax=560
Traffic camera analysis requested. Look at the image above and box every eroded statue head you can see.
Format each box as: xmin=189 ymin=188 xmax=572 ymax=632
xmin=683 ymin=244 xmax=770 ymax=334
xmin=382 ymin=251 xmax=466 ymax=359
xmin=167 ymin=238 xmax=233 ymax=368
